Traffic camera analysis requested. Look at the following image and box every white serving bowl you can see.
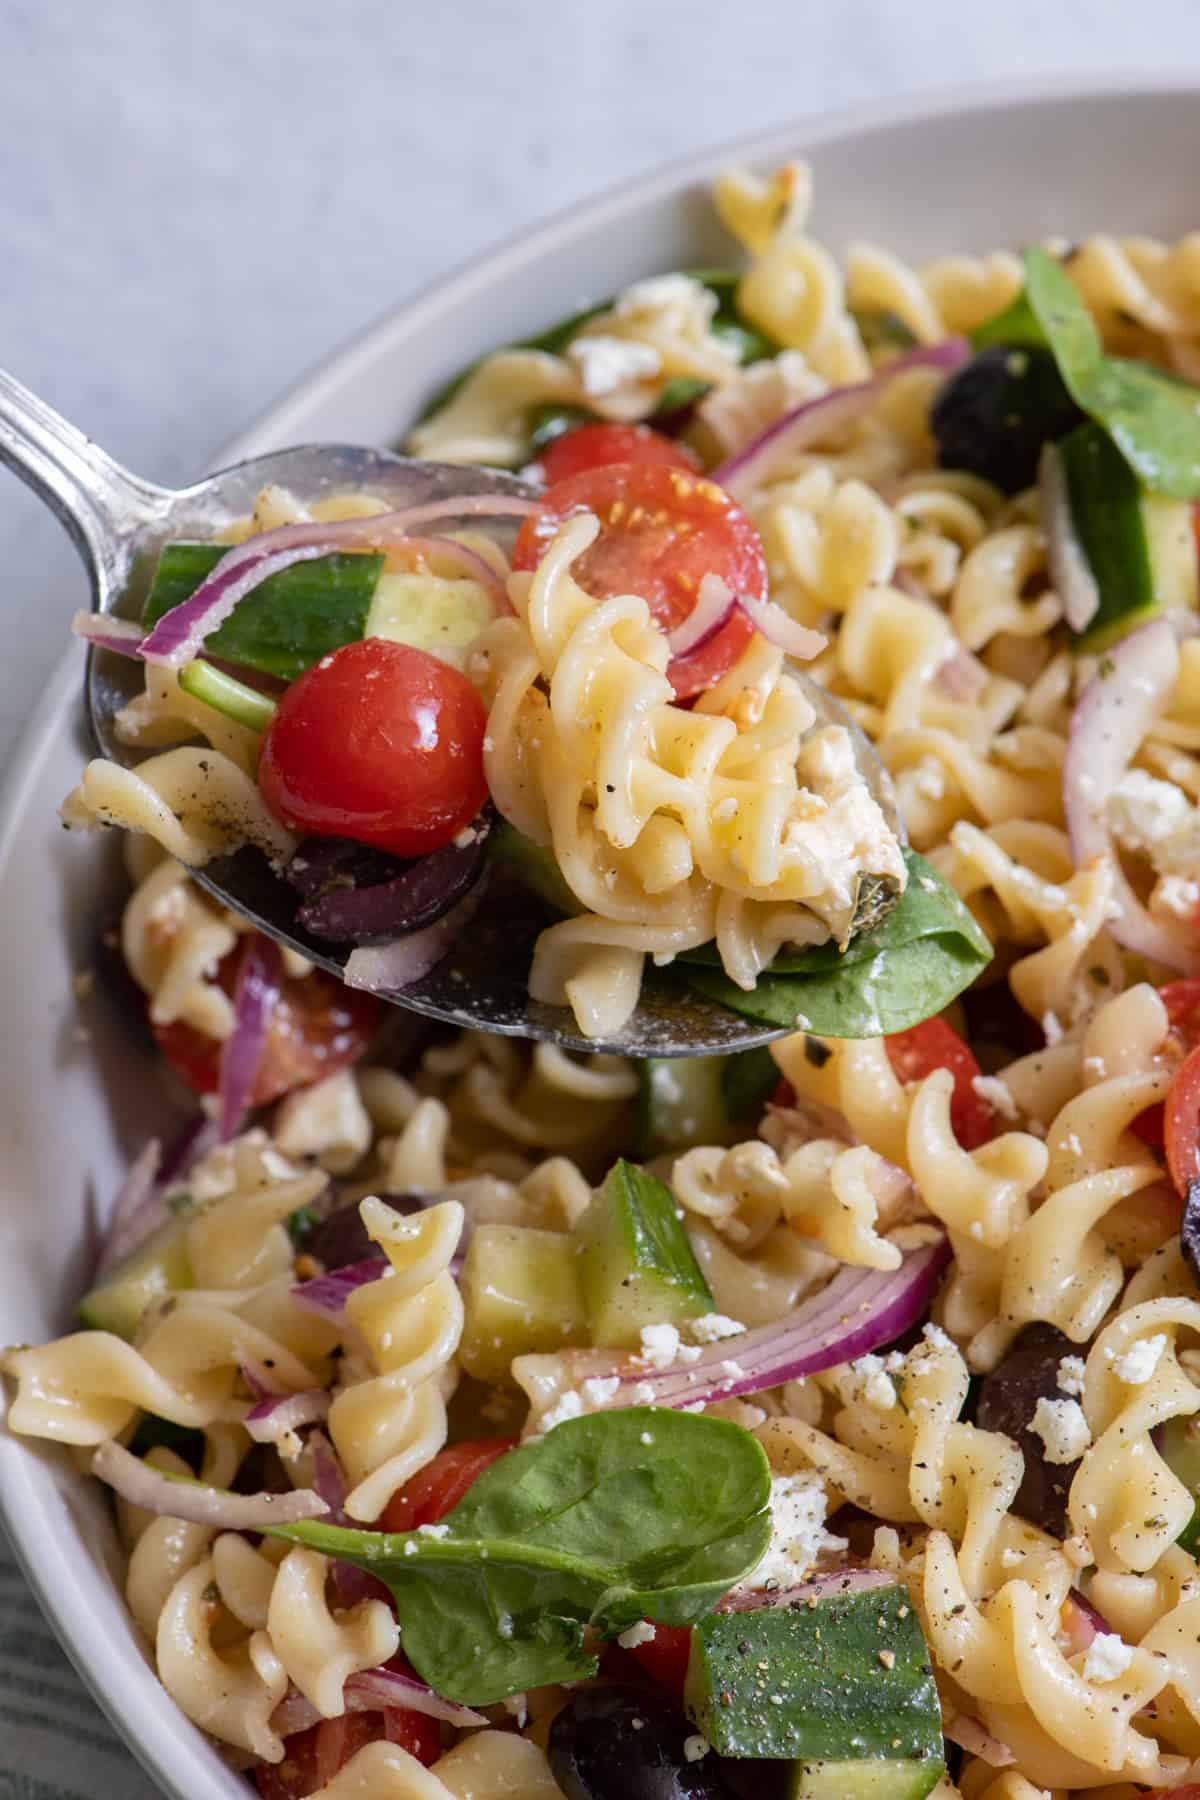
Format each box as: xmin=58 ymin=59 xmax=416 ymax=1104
xmin=1 ymin=73 xmax=1197 ymax=1800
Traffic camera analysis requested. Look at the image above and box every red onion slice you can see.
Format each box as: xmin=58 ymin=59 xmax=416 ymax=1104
xmin=386 ymin=535 xmax=509 ymax=613
xmin=1063 ymin=617 xmax=1200 ymax=975
xmin=935 ymin=645 xmax=989 ymax=703
xmin=217 ymin=935 xmax=283 ymax=1141
xmin=343 ymin=875 xmax=488 ymax=994
xmin=292 ymin=1257 xmax=390 ymax=1323
xmin=139 ymin=496 xmax=541 ymax=670
xmin=71 ymin=611 xmax=148 ymax=658
xmin=1039 ymin=444 xmax=1099 ymax=633
xmin=346 ymin=1660 xmax=489 ymax=1727
xmin=245 ymin=1388 xmax=331 ymax=1445
xmin=520 ymin=1237 xmax=949 ymax=1425
xmin=93 ymin=1139 xmax=163 ymax=1278
xmin=736 ymin=591 xmax=826 ymax=662
xmin=92 ymin=1440 xmax=328 ymax=1527
xmin=712 ymin=340 xmax=970 ymax=500
xmin=945 ymin=1715 xmax=1015 ymax=1768
xmin=666 ymin=573 xmax=738 ymax=657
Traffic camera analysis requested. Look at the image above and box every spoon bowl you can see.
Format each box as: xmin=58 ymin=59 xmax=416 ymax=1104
xmin=0 ymin=369 xmax=899 ymax=1057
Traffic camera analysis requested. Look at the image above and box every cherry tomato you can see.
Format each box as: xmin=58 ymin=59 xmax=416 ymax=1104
xmin=512 ymin=463 xmax=766 ymax=699
xmin=255 ymin=1707 xmax=440 ymax=1798
xmin=258 ymin=639 xmax=489 ymax=858
xmin=1166 ymin=1044 xmax=1200 ymax=1200
xmin=380 ymin=1438 xmax=515 ymax=1533
xmin=1132 ymin=982 xmax=1200 ymax=1148
xmin=537 ymin=421 xmax=698 ymax=485
xmin=623 ymin=1622 xmax=693 ymax=1701
xmin=885 ymin=1017 xmax=996 ymax=1150
xmin=1146 ymin=1788 xmax=1200 ymax=1799
xmin=151 ymin=935 xmax=379 ymax=1107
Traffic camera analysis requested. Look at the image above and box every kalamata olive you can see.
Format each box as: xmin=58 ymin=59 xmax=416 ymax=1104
xmin=931 ymin=345 xmax=1083 ymax=493
xmin=1180 ymin=1180 xmax=1200 ymax=1286
xmin=549 ymin=1687 xmax=735 ymax=1800
xmin=297 ymin=1193 xmax=423 ymax=1268
xmin=975 ymin=1323 xmax=1081 ymax=1536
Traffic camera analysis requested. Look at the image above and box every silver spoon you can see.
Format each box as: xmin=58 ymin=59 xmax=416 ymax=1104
xmin=0 ymin=369 xmax=901 ymax=1058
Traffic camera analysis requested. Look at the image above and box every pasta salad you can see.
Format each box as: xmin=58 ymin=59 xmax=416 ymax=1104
xmin=5 ymin=160 xmax=1200 ymax=1800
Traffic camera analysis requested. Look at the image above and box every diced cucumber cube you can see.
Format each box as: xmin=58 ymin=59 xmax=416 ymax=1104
xmin=459 ymin=1225 xmax=586 ymax=1381
xmin=578 ymin=1159 xmax=712 ymax=1350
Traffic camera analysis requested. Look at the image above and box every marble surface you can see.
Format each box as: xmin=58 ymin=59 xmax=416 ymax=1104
xmin=2 ymin=0 xmax=1198 ymax=765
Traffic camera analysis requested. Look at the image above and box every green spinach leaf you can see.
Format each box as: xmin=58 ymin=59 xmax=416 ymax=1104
xmin=679 ymin=849 xmax=992 ymax=1037
xmin=267 ymin=1408 xmax=771 ymax=1704
xmin=142 ymin=542 xmax=384 ymax=683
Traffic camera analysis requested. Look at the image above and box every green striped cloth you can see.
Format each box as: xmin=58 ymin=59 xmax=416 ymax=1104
xmin=0 ymin=1523 xmax=161 ymax=1800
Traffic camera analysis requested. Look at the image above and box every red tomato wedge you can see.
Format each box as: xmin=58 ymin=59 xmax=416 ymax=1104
xmin=885 ymin=1017 xmax=996 ymax=1150
xmin=380 ymin=1438 xmax=515 ymax=1534
xmin=255 ymin=1707 xmax=441 ymax=1798
xmin=623 ymin=1622 xmax=693 ymax=1701
xmin=538 ymin=421 xmax=699 ymax=484
xmin=1166 ymin=1044 xmax=1200 ymax=1200
xmin=259 ymin=639 xmax=489 ymax=859
xmin=151 ymin=936 xmax=379 ymax=1107
xmin=1132 ymin=981 xmax=1200 ymax=1148
xmin=512 ymin=462 xmax=766 ymax=699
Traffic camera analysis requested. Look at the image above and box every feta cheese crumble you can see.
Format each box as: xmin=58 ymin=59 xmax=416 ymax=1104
xmin=618 ymin=1621 xmax=657 ymax=1649
xmin=1056 ymin=1356 xmax=1086 ymax=1398
xmin=683 ymin=1735 xmax=711 ymax=1763
xmin=1110 ymin=1333 xmax=1167 ymax=1386
xmin=735 ymin=1472 xmax=847 ymax=1593
xmin=971 ymin=1074 xmax=1019 ymax=1122
xmin=567 ymin=334 xmax=661 ymax=397
xmin=636 ymin=1322 xmax=703 ymax=1370
xmin=1031 ymin=1397 xmax=1091 ymax=1464
xmin=689 ymin=1313 xmax=747 ymax=1344
xmin=1082 ymin=1631 xmax=1135 ymax=1684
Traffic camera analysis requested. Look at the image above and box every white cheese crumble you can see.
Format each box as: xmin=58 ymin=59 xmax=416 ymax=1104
xmin=1110 ymin=1333 xmax=1167 ymax=1386
xmin=922 ymin=1322 xmax=955 ymax=1353
xmin=850 ymin=1353 xmax=896 ymax=1411
xmin=618 ymin=1621 xmax=657 ymax=1649
xmin=683 ymin=1736 xmax=711 ymax=1763
xmin=1106 ymin=769 xmax=1191 ymax=856
xmin=1156 ymin=873 xmax=1200 ymax=920
xmin=1031 ymin=1397 xmax=1091 ymax=1464
xmin=689 ymin=1313 xmax=746 ymax=1344
xmin=567 ymin=334 xmax=661 ymax=396
xmin=735 ymin=1472 xmax=847 ymax=1593
xmin=1082 ymin=1631 xmax=1135 ymax=1684
xmin=636 ymin=1322 xmax=703 ymax=1371
xmin=580 ymin=1375 xmax=621 ymax=1406
xmin=1056 ymin=1356 xmax=1086 ymax=1397
xmin=539 ymin=1389 xmax=584 ymax=1432
xmin=971 ymin=1074 xmax=1019 ymax=1122
xmin=416 ymin=1522 xmax=449 ymax=1539
xmin=1041 ymin=1011 xmax=1064 ymax=1046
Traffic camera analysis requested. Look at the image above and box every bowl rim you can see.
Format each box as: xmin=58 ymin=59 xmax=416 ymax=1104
xmin=3 ymin=67 xmax=1199 ymax=1800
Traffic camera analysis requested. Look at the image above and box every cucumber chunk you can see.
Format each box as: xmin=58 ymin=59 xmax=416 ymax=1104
xmin=578 ymin=1159 xmax=713 ymax=1349
xmin=636 ymin=1047 xmax=779 ymax=1157
xmin=685 ymin=1585 xmax=943 ymax=1800
xmin=365 ymin=570 xmax=495 ymax=668
xmin=78 ymin=1215 xmax=193 ymax=1340
xmin=1059 ymin=421 xmax=1199 ymax=652
xmin=488 ymin=820 xmax=582 ymax=918
xmin=458 ymin=1225 xmax=587 ymax=1381
xmin=1157 ymin=1413 xmax=1200 ymax=1555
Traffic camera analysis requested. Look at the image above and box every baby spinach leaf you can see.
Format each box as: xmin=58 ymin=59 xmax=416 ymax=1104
xmin=266 ymin=1408 xmax=771 ymax=1705
xmin=679 ymin=849 xmax=992 ymax=1037
xmin=968 ymin=286 xmax=1046 ymax=353
xmin=142 ymin=542 xmax=384 ymax=682
xmin=1021 ymin=248 xmax=1200 ymax=499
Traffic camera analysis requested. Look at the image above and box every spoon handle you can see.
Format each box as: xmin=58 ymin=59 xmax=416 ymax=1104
xmin=0 ymin=369 xmax=170 ymax=608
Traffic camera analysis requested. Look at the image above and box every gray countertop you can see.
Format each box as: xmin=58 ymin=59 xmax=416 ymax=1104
xmin=2 ymin=0 xmax=1198 ymax=764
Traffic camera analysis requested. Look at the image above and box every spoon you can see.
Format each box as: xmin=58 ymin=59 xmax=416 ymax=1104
xmin=0 ymin=369 xmax=901 ymax=1058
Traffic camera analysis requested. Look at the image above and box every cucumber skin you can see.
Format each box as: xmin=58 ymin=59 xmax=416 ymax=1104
xmin=685 ymin=1587 xmax=943 ymax=1784
xmin=579 ymin=1159 xmax=713 ymax=1349
xmin=1157 ymin=1413 xmax=1200 ymax=1555
xmin=1059 ymin=423 xmax=1155 ymax=651
xmin=78 ymin=1217 xmax=193 ymax=1340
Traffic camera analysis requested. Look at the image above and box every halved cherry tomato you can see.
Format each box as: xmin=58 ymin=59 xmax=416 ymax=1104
xmin=380 ymin=1438 xmax=515 ymax=1533
xmin=1132 ymin=981 xmax=1200 ymax=1148
xmin=538 ymin=421 xmax=699 ymax=485
xmin=512 ymin=462 xmax=766 ymax=699
xmin=1166 ymin=1044 xmax=1200 ymax=1200
xmin=151 ymin=935 xmax=379 ymax=1107
xmin=255 ymin=1707 xmax=441 ymax=1798
xmin=259 ymin=639 xmax=489 ymax=858
xmin=624 ymin=1622 xmax=693 ymax=1701
xmin=885 ymin=1017 xmax=996 ymax=1150
xmin=1145 ymin=1788 xmax=1200 ymax=1799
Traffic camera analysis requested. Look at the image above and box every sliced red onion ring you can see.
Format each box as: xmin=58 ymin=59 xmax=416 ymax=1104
xmin=718 ymin=1567 xmax=894 ymax=1612
xmin=139 ymin=496 xmax=540 ymax=670
xmin=241 ymin=1358 xmax=285 ymax=1402
xmin=519 ymin=1237 xmax=949 ymax=1427
xmin=305 ymin=1431 xmax=393 ymax=1608
xmin=736 ymin=592 xmax=826 ymax=662
xmin=297 ymin=817 xmax=492 ymax=945
xmin=245 ymin=1388 xmax=331 ymax=1445
xmin=935 ymin=644 xmax=989 ymax=704
xmin=159 ymin=1111 xmax=221 ymax=1189
xmin=346 ymin=1660 xmax=489 ymax=1727
xmin=92 ymin=1440 xmax=328 ymax=1527
xmin=292 ymin=1257 xmax=390 ymax=1323
xmin=343 ymin=875 xmax=488 ymax=994
xmin=1063 ymin=616 xmax=1200 ymax=975
xmin=712 ymin=340 xmax=970 ymax=500
xmin=385 ymin=535 xmax=509 ymax=612
xmin=217 ymin=936 xmax=283 ymax=1141
xmin=71 ymin=611 xmax=148 ymax=658
xmin=1060 ymin=1585 xmax=1109 ymax=1655
xmin=666 ymin=572 xmax=737 ymax=658
xmin=93 ymin=1139 xmax=163 ymax=1278
xmin=945 ymin=1715 xmax=1015 ymax=1768
xmin=1039 ymin=443 xmax=1099 ymax=633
